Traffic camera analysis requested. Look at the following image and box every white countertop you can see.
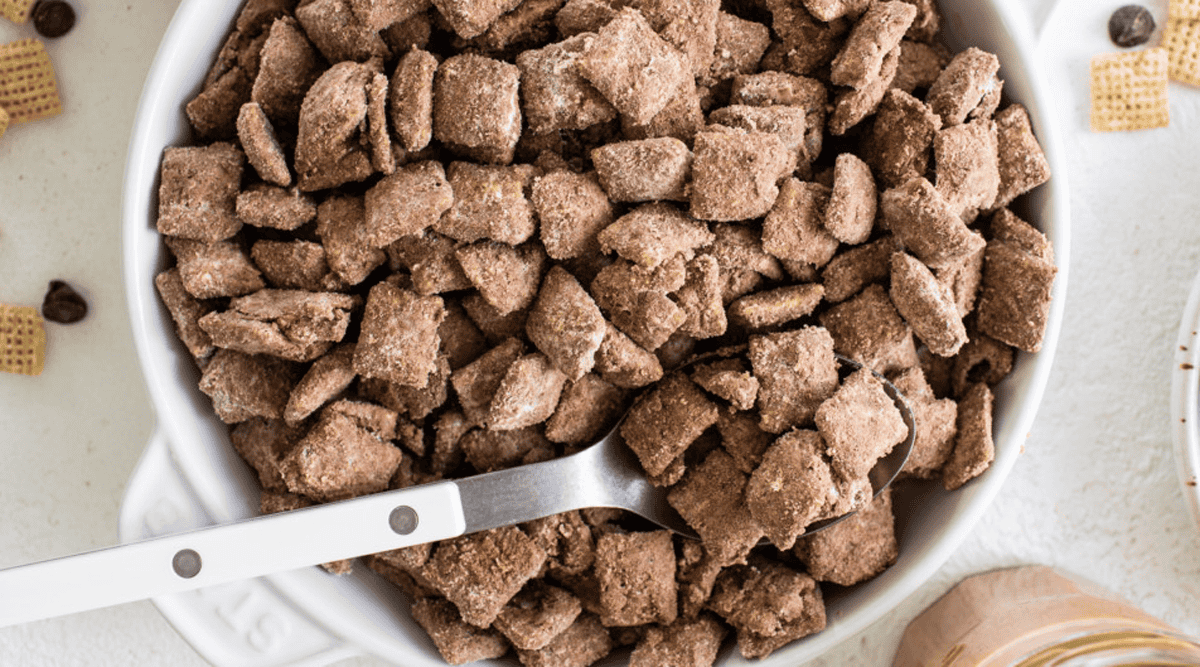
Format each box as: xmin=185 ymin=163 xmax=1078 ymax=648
xmin=2 ymin=0 xmax=1200 ymax=665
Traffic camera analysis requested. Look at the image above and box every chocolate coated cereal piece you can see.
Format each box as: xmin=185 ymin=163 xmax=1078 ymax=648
xmin=494 ymin=581 xmax=583 ymax=651
xmin=819 ymin=283 xmax=918 ymax=375
xmin=629 ymin=614 xmax=727 ymax=667
xmin=433 ymin=54 xmax=522 ymax=164
xmin=709 ymin=104 xmax=810 ymax=168
xmin=451 ymin=337 xmax=526 ymax=425
xmin=592 ymin=138 xmax=692 ymax=203
xmin=800 ymin=0 xmax=870 ymax=22
xmin=598 ymin=203 xmax=714 ymax=269
xmin=705 ymin=11 xmax=771 ymax=84
xmin=749 ymin=326 xmax=839 ymax=433
xmin=358 ymin=353 xmax=452 ymax=422
xmin=595 ymin=530 xmax=677 ymax=626
xmin=365 ymin=72 xmax=394 ymax=176
xmin=942 ymin=382 xmax=994 ymax=490
xmin=158 ymin=143 xmax=245 ymax=242
xmin=729 ymin=71 xmax=828 ymax=163
xmin=879 ymin=177 xmax=986 ymax=270
xmin=620 ymin=78 xmax=705 ymax=144
xmin=865 ymin=88 xmax=941 ymax=189
xmin=230 ymin=417 xmax=300 ymax=492
xmin=991 ymin=104 xmax=1051 ymax=210
xmin=554 ymin=0 xmax=618 ymax=36
xmin=186 ymin=52 xmax=252 ymax=140
xmin=198 ymin=348 xmax=295 ymax=423
xmin=294 ymin=61 xmax=377 ymax=192
xmin=545 ymin=374 xmax=626 ymax=444
xmin=532 ymin=170 xmax=615 ymax=260
xmin=936 ymin=244 xmax=985 ymax=317
xmin=436 ymin=162 xmax=537 ymax=245
xmin=456 ymin=242 xmax=547 ymax=316
xmin=431 ymin=0 xmax=523 ymax=38
xmin=526 ymin=266 xmax=607 ymax=380
xmin=154 ymin=268 xmax=215 ymax=361
xmin=716 ymin=409 xmax=773 ymax=474
xmin=673 ymin=255 xmax=727 ymax=339
xmin=690 ymin=130 xmax=791 ymax=222
xmin=591 ymin=259 xmax=688 ymax=351
xmin=762 ymin=179 xmax=839 ymax=267
xmin=764 ymin=0 xmax=849 ymax=75
xmin=436 ymin=302 xmax=489 ymax=370
xmin=363 ymin=161 xmax=455 ymax=248
xmin=165 ymin=237 xmax=265 ymax=300
xmin=389 ymin=47 xmax=437 ymax=152
xmin=990 ymin=207 xmax=1054 ymax=262
xmin=729 ymin=283 xmax=824 ymax=331
xmin=889 ymin=251 xmax=967 ymax=357
xmin=890 ymin=366 xmax=957 ymax=478
xmin=632 ymin=0 xmax=719 ymax=77
xmin=251 ymin=17 xmax=322 ymax=127
xmin=523 ymin=510 xmax=596 ymax=577
xmin=669 ymin=449 xmax=766 ymax=565
xmin=593 ymin=322 xmax=665 ymax=389
xmin=578 ymin=8 xmax=690 ymax=125
xmin=284 ymin=343 xmax=356 ymax=426
xmin=745 ymin=429 xmax=833 ymax=549
xmin=795 ymin=488 xmax=898 ymax=586
xmin=294 ymin=0 xmax=390 ymax=63
xmin=926 ymin=47 xmax=1001 ymax=127
xmin=461 ymin=426 xmax=555 ymax=472
xmin=314 ymin=196 xmax=387 ymax=286
xmin=198 ymin=289 xmax=358 ymax=362
xmin=410 ymin=597 xmax=510 ymax=665
xmin=421 ymin=525 xmax=548 ymax=627
xmin=826 ymin=153 xmax=876 ymax=245
xmin=472 ymin=0 xmax=562 ymax=53
xmin=830 ymin=1 xmax=916 ymax=90
xmin=934 ymin=119 xmax=999 ymax=220
xmin=821 ymin=236 xmax=898 ymax=303
xmin=252 ymin=240 xmax=339 ymax=292
xmin=517 ymin=34 xmax=618 ymax=134
xmin=950 ymin=331 xmax=1013 ymax=398
xmin=975 ymin=227 xmax=1057 ymax=353
xmin=236 ymin=184 xmax=317 ymax=231
xmin=828 ymin=44 xmax=901 ymax=135
xmin=353 ymin=282 xmax=445 ymax=387
xmin=620 ymin=372 xmax=719 ymax=476
xmin=892 ymin=39 xmax=951 ymax=94
xmin=691 ymin=358 xmax=758 ymax=411
xmin=815 ymin=366 xmax=908 ymax=479
xmin=236 ymin=102 xmax=291 ymax=186
xmin=487 ymin=353 xmax=568 ymax=430
xmin=462 ymin=294 xmax=531 ymax=343
xmin=386 ymin=231 xmax=473 ymax=296
xmin=516 ymin=612 xmax=614 ymax=667
xmin=707 ymin=557 xmax=826 ymax=659
xmin=348 ymin=0 xmax=429 ymax=31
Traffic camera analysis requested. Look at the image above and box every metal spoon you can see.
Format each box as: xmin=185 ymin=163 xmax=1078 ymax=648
xmin=0 ymin=356 xmax=912 ymax=628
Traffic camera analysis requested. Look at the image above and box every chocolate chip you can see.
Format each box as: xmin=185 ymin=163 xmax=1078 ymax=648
xmin=32 ymin=1 xmax=76 ymax=39
xmin=1108 ymin=5 xmax=1155 ymax=48
xmin=42 ymin=280 xmax=88 ymax=324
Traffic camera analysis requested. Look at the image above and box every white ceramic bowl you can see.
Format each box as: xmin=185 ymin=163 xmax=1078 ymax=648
xmin=120 ymin=1 xmax=1070 ymax=664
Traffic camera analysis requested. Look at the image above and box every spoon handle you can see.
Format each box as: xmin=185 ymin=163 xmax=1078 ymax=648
xmin=0 ymin=481 xmax=464 ymax=627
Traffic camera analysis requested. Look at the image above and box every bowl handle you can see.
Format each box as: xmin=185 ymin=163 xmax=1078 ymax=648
xmin=119 ymin=428 xmax=365 ymax=666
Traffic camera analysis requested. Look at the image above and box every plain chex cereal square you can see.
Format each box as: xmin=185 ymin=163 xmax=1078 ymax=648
xmin=1 ymin=304 xmax=46 ymax=376
xmin=1090 ymin=48 xmax=1169 ymax=132
xmin=1162 ymin=17 xmax=1200 ymax=86
xmin=0 ymin=39 xmax=63 ymax=124
xmin=0 ymin=0 xmax=34 ymax=23
xmin=1171 ymin=0 xmax=1200 ymax=20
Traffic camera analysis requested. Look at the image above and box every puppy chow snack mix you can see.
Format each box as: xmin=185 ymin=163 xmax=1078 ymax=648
xmin=152 ymin=0 xmax=1056 ymax=661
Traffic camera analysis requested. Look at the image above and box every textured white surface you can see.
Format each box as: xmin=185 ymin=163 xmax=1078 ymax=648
xmin=1 ymin=0 xmax=1199 ymax=666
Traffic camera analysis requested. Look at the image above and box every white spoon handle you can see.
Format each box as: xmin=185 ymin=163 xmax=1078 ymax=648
xmin=0 ymin=481 xmax=464 ymax=627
